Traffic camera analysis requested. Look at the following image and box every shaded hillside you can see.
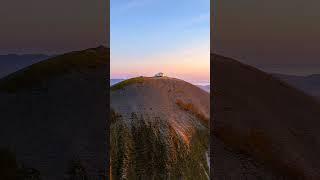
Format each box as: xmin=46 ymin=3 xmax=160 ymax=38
xmin=212 ymin=54 xmax=320 ymax=180
xmin=110 ymin=77 xmax=210 ymax=179
xmin=273 ymin=74 xmax=320 ymax=100
xmin=0 ymin=46 xmax=107 ymax=93
xmin=0 ymin=54 xmax=50 ymax=78
xmin=0 ymin=46 xmax=108 ymax=179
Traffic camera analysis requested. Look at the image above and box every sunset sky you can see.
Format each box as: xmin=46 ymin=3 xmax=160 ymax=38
xmin=110 ymin=0 xmax=210 ymax=84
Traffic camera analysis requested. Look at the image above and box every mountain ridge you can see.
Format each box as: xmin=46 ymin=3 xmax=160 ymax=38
xmin=0 ymin=46 xmax=108 ymax=93
xmin=272 ymin=73 xmax=320 ymax=99
xmin=0 ymin=54 xmax=51 ymax=78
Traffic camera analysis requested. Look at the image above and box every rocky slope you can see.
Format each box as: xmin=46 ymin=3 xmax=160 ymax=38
xmin=212 ymin=54 xmax=320 ymax=180
xmin=110 ymin=77 xmax=210 ymax=179
xmin=0 ymin=46 xmax=108 ymax=179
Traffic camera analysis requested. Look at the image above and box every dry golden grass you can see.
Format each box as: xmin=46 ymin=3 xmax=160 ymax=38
xmin=175 ymin=99 xmax=209 ymax=128
xmin=110 ymin=77 xmax=145 ymax=91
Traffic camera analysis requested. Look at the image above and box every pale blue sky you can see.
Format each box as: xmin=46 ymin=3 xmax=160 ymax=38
xmin=110 ymin=0 xmax=210 ymax=83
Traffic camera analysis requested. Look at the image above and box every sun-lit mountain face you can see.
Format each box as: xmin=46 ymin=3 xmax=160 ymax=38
xmin=110 ymin=77 xmax=210 ymax=179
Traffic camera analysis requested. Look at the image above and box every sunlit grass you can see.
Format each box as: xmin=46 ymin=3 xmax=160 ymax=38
xmin=110 ymin=77 xmax=145 ymax=91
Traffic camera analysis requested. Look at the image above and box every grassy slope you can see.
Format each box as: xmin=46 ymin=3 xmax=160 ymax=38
xmin=110 ymin=77 xmax=145 ymax=91
xmin=111 ymin=111 xmax=209 ymax=180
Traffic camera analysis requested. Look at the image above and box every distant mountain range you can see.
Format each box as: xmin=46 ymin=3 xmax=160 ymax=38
xmin=273 ymin=73 xmax=320 ymax=99
xmin=197 ymin=85 xmax=210 ymax=93
xmin=110 ymin=79 xmax=124 ymax=86
xmin=0 ymin=54 xmax=51 ymax=78
xmin=110 ymin=73 xmax=320 ymax=96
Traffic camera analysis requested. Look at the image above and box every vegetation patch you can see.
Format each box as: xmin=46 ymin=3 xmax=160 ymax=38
xmin=110 ymin=109 xmax=122 ymax=124
xmin=110 ymin=112 xmax=209 ymax=179
xmin=110 ymin=77 xmax=145 ymax=91
xmin=175 ymin=99 xmax=209 ymax=128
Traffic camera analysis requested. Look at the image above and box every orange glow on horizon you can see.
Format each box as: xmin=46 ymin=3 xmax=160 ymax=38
xmin=111 ymin=40 xmax=210 ymax=82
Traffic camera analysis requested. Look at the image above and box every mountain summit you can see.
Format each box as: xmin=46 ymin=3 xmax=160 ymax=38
xmin=110 ymin=76 xmax=210 ymax=179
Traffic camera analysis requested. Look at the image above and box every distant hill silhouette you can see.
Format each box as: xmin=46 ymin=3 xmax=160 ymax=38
xmin=212 ymin=54 xmax=320 ymax=180
xmin=197 ymin=85 xmax=210 ymax=93
xmin=0 ymin=46 xmax=108 ymax=179
xmin=110 ymin=77 xmax=209 ymax=179
xmin=0 ymin=54 xmax=51 ymax=78
xmin=273 ymin=73 xmax=320 ymax=100
xmin=110 ymin=79 xmax=125 ymax=86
